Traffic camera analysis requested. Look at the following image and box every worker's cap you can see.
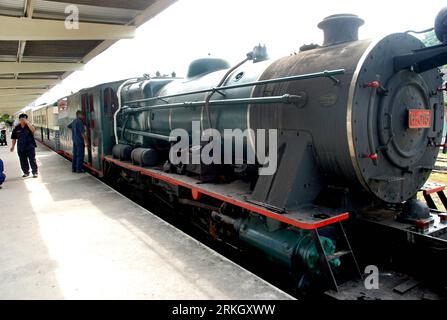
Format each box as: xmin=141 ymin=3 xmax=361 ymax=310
xmin=18 ymin=114 xmax=28 ymax=119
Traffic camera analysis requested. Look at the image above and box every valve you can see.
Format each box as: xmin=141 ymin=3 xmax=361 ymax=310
xmin=362 ymin=153 xmax=378 ymax=160
xmin=363 ymin=81 xmax=381 ymax=88
xmin=415 ymin=219 xmax=431 ymax=232
xmin=363 ymin=81 xmax=388 ymax=95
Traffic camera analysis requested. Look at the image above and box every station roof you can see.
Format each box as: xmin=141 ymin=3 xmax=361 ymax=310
xmin=0 ymin=0 xmax=177 ymax=115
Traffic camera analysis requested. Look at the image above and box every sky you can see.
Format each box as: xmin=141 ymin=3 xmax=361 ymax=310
xmin=33 ymin=0 xmax=446 ymax=106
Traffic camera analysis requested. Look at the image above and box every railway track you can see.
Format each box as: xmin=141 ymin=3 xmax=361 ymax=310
xmin=432 ymin=152 xmax=447 ymax=173
xmin=434 ymin=162 xmax=447 ymax=173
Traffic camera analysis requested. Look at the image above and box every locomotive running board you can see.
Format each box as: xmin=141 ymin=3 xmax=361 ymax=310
xmin=103 ymin=156 xmax=349 ymax=230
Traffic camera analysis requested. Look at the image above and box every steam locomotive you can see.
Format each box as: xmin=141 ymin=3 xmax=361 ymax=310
xmin=33 ymin=8 xmax=447 ymax=299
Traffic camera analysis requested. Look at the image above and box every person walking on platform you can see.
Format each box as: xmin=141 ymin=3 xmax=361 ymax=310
xmin=0 ymin=123 xmax=7 ymax=146
xmin=68 ymin=111 xmax=87 ymax=173
xmin=10 ymin=114 xmax=38 ymax=178
xmin=0 ymin=128 xmax=7 ymax=146
xmin=0 ymin=157 xmax=5 ymax=189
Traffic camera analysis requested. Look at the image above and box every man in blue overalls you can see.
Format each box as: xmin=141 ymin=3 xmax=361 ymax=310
xmin=68 ymin=111 xmax=87 ymax=173
xmin=10 ymin=114 xmax=38 ymax=178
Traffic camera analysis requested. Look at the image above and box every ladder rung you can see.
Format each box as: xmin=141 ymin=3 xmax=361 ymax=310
xmin=327 ymin=250 xmax=351 ymax=261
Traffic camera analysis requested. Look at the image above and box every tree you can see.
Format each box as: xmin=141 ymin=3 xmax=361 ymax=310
xmin=420 ymin=31 xmax=447 ymax=107
xmin=422 ymin=30 xmax=441 ymax=47
xmin=0 ymin=114 xmax=13 ymax=127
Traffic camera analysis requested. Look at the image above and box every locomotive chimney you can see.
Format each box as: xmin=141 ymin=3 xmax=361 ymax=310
xmin=318 ymin=14 xmax=364 ymax=46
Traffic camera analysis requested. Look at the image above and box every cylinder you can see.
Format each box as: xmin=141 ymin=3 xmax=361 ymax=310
xmin=237 ymin=216 xmax=339 ymax=272
xmin=112 ymin=144 xmax=133 ymax=161
xmin=131 ymin=148 xmax=159 ymax=167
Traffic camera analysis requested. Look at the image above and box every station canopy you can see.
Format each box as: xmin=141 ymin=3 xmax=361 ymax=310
xmin=0 ymin=0 xmax=176 ymax=115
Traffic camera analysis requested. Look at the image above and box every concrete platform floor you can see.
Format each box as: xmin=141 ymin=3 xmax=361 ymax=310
xmin=0 ymin=138 xmax=293 ymax=300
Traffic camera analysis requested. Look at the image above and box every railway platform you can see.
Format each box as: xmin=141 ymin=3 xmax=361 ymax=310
xmin=0 ymin=139 xmax=292 ymax=300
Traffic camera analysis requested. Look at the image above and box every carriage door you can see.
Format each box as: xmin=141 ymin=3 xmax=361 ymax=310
xmin=45 ymin=108 xmax=50 ymax=141
xmin=103 ymin=87 xmax=118 ymax=155
xmin=81 ymin=93 xmax=93 ymax=164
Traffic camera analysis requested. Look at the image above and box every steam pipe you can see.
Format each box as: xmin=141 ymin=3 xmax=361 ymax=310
xmin=122 ymin=94 xmax=304 ymax=114
xmin=120 ymin=128 xmax=178 ymax=142
xmin=114 ymin=78 xmax=139 ymax=145
xmin=123 ymin=69 xmax=345 ymax=106
xmin=203 ymin=56 xmax=251 ymax=130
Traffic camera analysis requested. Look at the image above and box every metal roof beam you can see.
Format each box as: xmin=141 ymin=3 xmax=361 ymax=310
xmin=24 ymin=0 xmax=35 ymax=17
xmin=0 ymin=62 xmax=83 ymax=74
xmin=133 ymin=0 xmax=177 ymax=26
xmin=0 ymin=95 xmax=37 ymax=103
xmin=0 ymin=89 xmax=45 ymax=97
xmin=15 ymin=0 xmax=35 ymax=79
xmin=0 ymin=16 xmax=136 ymax=40
xmin=0 ymin=101 xmax=33 ymax=109
xmin=0 ymin=79 xmax=59 ymax=88
xmin=59 ymin=0 xmax=177 ymax=81
xmin=0 ymin=103 xmax=34 ymax=109
xmin=0 ymin=109 xmax=19 ymax=115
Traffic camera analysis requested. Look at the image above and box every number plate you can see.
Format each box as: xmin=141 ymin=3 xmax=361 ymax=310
xmin=408 ymin=109 xmax=432 ymax=129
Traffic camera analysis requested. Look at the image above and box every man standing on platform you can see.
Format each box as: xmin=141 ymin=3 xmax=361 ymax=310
xmin=10 ymin=114 xmax=38 ymax=178
xmin=68 ymin=111 xmax=87 ymax=173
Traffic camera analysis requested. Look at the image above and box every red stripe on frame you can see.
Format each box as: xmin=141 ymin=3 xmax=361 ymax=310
xmin=57 ymin=149 xmax=103 ymax=177
xmin=424 ymin=186 xmax=445 ymax=195
xmin=103 ymin=156 xmax=349 ymax=230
